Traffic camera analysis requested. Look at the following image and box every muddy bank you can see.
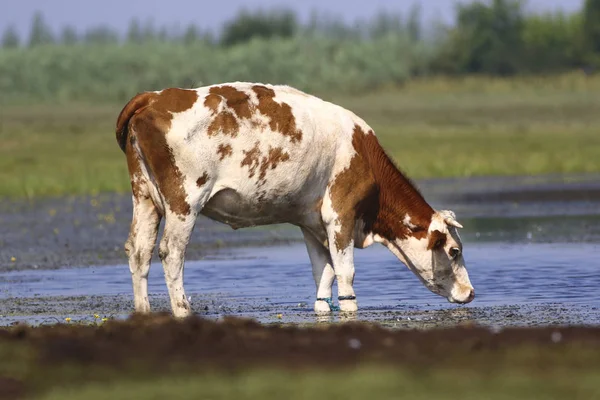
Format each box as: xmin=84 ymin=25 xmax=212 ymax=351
xmin=0 ymin=193 xmax=302 ymax=271
xmin=2 ymin=173 xmax=600 ymax=272
xmin=2 ymin=313 xmax=600 ymax=400
xmin=2 ymin=313 xmax=600 ymax=372
xmin=4 ymin=313 xmax=600 ymax=368
xmin=1 ymin=293 xmax=598 ymax=330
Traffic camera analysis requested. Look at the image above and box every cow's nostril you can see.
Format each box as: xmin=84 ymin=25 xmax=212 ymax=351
xmin=467 ymin=289 xmax=475 ymax=302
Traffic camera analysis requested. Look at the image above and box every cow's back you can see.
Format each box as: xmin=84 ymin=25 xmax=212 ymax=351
xmin=130 ymin=82 xmax=372 ymax=227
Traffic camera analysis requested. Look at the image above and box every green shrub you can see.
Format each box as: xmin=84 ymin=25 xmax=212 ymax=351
xmin=0 ymin=36 xmax=431 ymax=103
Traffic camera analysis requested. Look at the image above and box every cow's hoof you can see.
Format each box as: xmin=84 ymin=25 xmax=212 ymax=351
xmin=314 ymin=300 xmax=332 ymax=314
xmin=172 ymin=304 xmax=193 ymax=319
xmin=339 ymin=299 xmax=358 ymax=313
xmin=133 ymin=303 xmax=151 ymax=314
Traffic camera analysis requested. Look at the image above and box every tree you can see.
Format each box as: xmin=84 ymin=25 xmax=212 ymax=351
xmin=407 ymin=4 xmax=422 ymax=42
xmin=583 ymin=0 xmax=600 ymax=54
xmin=521 ymin=12 xmax=584 ymax=72
xmin=432 ymin=0 xmax=525 ymax=75
xmin=157 ymin=27 xmax=169 ymax=42
xmin=142 ymin=21 xmax=157 ymax=42
xmin=183 ymin=24 xmax=200 ymax=44
xmin=84 ymin=26 xmax=119 ymax=45
xmin=368 ymin=12 xmax=404 ymax=39
xmin=1 ymin=25 xmax=20 ymax=48
xmin=60 ymin=26 xmax=78 ymax=45
xmin=221 ymin=9 xmax=297 ymax=46
xmin=28 ymin=11 xmax=54 ymax=47
xmin=127 ymin=19 xmax=144 ymax=44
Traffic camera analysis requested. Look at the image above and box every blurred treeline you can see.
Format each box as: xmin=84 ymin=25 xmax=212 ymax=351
xmin=1 ymin=0 xmax=599 ymax=103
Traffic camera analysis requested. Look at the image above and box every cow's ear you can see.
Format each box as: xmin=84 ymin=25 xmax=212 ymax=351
xmin=427 ymin=230 xmax=446 ymax=250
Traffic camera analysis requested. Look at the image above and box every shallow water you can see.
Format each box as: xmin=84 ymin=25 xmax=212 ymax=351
xmin=1 ymin=238 xmax=599 ymax=327
xmin=2 ymin=241 xmax=599 ymax=307
xmin=1 ymin=174 xmax=600 ymax=328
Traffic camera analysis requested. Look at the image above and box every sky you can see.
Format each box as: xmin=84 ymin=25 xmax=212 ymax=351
xmin=1 ymin=0 xmax=584 ymax=40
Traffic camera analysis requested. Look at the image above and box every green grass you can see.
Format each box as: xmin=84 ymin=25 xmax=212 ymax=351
xmin=30 ymin=367 xmax=600 ymax=400
xmin=335 ymin=72 xmax=600 ymax=179
xmin=0 ymin=104 xmax=129 ymax=199
xmin=2 ymin=73 xmax=599 ymax=199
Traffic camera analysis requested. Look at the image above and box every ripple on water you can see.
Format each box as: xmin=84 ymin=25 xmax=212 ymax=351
xmin=1 ymin=240 xmax=599 ymax=327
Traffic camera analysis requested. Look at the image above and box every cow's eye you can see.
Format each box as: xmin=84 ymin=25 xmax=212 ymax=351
xmin=449 ymin=247 xmax=461 ymax=259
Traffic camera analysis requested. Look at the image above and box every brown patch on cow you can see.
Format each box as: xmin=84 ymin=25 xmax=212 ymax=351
xmin=196 ymin=172 xmax=209 ymax=188
xmin=241 ymin=142 xmax=261 ymax=178
xmin=131 ymin=113 xmax=190 ymax=216
xmin=126 ymin=88 xmax=198 ymax=217
xmin=258 ymin=147 xmax=290 ymax=182
xmin=217 ymin=143 xmax=233 ymax=160
xmin=204 ymin=93 xmax=222 ymax=113
xmin=151 ymin=88 xmax=198 ymax=115
xmin=361 ymin=126 xmax=433 ymax=242
xmin=328 ymin=125 xmax=434 ymax=250
xmin=125 ymin=138 xmax=144 ymax=200
xmin=204 ymin=85 xmax=303 ymax=143
xmin=204 ymin=86 xmax=253 ymax=138
xmin=207 ymin=111 xmax=239 ymax=137
xmin=427 ymin=230 xmax=447 ymax=250
xmin=209 ymin=86 xmax=253 ymax=119
xmin=252 ymin=85 xmax=303 ymax=143
xmin=328 ymin=129 xmax=378 ymax=251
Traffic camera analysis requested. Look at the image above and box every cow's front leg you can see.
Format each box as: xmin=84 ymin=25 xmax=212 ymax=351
xmin=325 ymin=222 xmax=358 ymax=313
xmin=301 ymin=228 xmax=336 ymax=314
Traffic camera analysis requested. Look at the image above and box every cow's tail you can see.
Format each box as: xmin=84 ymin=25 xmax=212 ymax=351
xmin=115 ymin=92 xmax=155 ymax=153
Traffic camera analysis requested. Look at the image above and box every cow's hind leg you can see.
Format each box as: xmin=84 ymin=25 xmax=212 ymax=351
xmin=158 ymin=210 xmax=197 ymax=318
xmin=301 ymin=228 xmax=336 ymax=314
xmin=125 ymin=191 xmax=161 ymax=314
xmin=124 ymin=143 xmax=162 ymax=314
xmin=125 ymin=195 xmax=160 ymax=313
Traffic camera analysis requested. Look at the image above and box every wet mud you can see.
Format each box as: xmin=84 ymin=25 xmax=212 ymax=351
xmin=1 ymin=314 xmax=599 ymax=400
xmin=1 ymin=294 xmax=598 ymax=331
xmin=3 ymin=313 xmax=600 ymax=372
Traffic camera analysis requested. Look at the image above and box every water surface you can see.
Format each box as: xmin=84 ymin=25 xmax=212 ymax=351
xmin=1 ymin=174 xmax=599 ymax=328
xmin=1 ymin=239 xmax=599 ymax=327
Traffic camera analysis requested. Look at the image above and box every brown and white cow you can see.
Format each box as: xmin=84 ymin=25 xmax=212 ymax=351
xmin=116 ymin=82 xmax=474 ymax=318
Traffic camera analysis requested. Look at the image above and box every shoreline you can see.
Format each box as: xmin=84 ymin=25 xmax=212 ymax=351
xmin=1 ymin=173 xmax=599 ymax=272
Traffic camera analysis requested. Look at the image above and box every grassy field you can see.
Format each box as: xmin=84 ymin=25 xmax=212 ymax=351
xmin=1 ymin=73 xmax=599 ymax=199
xmin=34 ymin=367 xmax=600 ymax=400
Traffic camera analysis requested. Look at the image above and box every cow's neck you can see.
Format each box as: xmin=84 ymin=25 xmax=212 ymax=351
xmin=360 ymin=133 xmax=434 ymax=242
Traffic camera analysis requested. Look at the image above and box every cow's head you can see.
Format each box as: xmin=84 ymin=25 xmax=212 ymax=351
xmin=380 ymin=210 xmax=474 ymax=304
